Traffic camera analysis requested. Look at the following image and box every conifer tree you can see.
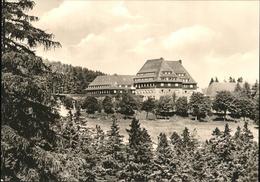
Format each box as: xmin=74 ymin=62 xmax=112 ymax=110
xmin=98 ymin=118 xmax=126 ymax=181
xmin=170 ymin=131 xmax=181 ymax=146
xmin=229 ymin=76 xmax=233 ymax=83
xmin=191 ymin=150 xmax=208 ymax=181
xmin=233 ymin=126 xmax=241 ymax=140
xmin=251 ymin=80 xmax=259 ymax=98
xmin=212 ymin=127 xmax=221 ymax=136
xmin=241 ymin=122 xmax=254 ymax=142
xmin=237 ymin=77 xmax=243 ymax=83
xmin=2 ymin=0 xmax=62 ymax=181
xmin=242 ymin=82 xmax=251 ymax=98
xmin=151 ymin=133 xmax=175 ymax=181
xmin=124 ymin=118 xmax=153 ymax=181
xmin=254 ymin=96 xmax=259 ymax=125
xmin=106 ymin=117 xmax=124 ymax=159
xmin=234 ymin=82 xmax=242 ymax=93
xmin=223 ymin=123 xmax=231 ymax=137
xmin=209 ymin=78 xmax=214 ymax=85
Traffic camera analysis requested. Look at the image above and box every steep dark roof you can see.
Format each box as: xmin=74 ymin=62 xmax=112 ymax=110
xmin=165 ymin=61 xmax=196 ymax=84
xmin=134 ymin=58 xmax=196 ymax=84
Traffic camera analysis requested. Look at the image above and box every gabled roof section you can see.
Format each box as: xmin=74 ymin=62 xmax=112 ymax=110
xmin=89 ymin=75 xmax=134 ymax=86
xmin=166 ymin=60 xmax=196 ymax=84
xmin=206 ymin=82 xmax=239 ymax=97
xmin=137 ymin=58 xmax=163 ymax=74
xmin=135 ymin=58 xmax=197 ymax=84
xmin=158 ymin=61 xmax=177 ymax=77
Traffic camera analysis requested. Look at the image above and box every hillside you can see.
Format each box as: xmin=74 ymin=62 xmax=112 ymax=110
xmin=44 ymin=59 xmax=105 ymax=94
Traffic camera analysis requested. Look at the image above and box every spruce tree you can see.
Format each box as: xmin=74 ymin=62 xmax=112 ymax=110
xmin=242 ymin=82 xmax=251 ymax=98
xmin=234 ymin=82 xmax=242 ymax=93
xmin=151 ymin=133 xmax=175 ymax=181
xmin=209 ymin=78 xmax=214 ymax=85
xmin=254 ymin=96 xmax=259 ymax=125
xmin=241 ymin=122 xmax=254 ymax=142
xmin=233 ymin=126 xmax=241 ymax=140
xmin=106 ymin=117 xmax=124 ymax=159
xmin=223 ymin=123 xmax=231 ymax=137
xmin=101 ymin=118 xmax=125 ymax=181
xmin=212 ymin=127 xmax=221 ymax=136
xmin=170 ymin=131 xmax=181 ymax=146
xmin=2 ymin=0 xmax=62 ymax=181
xmin=124 ymin=118 xmax=153 ymax=181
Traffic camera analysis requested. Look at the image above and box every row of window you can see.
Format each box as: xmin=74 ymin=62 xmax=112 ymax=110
xmin=88 ymin=90 xmax=135 ymax=94
xmin=160 ymin=83 xmax=179 ymax=87
xmin=162 ymin=71 xmax=172 ymax=74
xmin=118 ymin=84 xmax=132 ymax=88
xmin=177 ymin=73 xmax=185 ymax=77
xmin=160 ymin=77 xmax=177 ymax=81
xmin=134 ymin=77 xmax=154 ymax=81
xmin=88 ymin=85 xmax=110 ymax=88
xmin=183 ymin=84 xmax=194 ymax=88
xmin=137 ymin=72 xmax=186 ymax=77
xmin=135 ymin=83 xmax=156 ymax=88
xmin=135 ymin=83 xmax=196 ymax=88
xmin=89 ymin=84 xmax=133 ymax=88
xmin=137 ymin=72 xmax=155 ymax=76
xmin=182 ymin=79 xmax=190 ymax=82
xmin=136 ymin=89 xmax=194 ymax=95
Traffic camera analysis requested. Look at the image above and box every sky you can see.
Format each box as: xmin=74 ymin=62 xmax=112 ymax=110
xmin=31 ymin=0 xmax=259 ymax=89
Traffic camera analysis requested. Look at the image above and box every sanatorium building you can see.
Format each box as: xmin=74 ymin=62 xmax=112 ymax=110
xmin=85 ymin=58 xmax=197 ymax=100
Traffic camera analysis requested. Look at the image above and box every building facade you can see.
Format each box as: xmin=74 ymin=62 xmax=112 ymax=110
xmin=85 ymin=74 xmax=135 ymax=96
xmin=134 ymin=58 xmax=197 ymax=100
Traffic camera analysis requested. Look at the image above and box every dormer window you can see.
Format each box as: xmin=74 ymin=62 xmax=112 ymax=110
xmin=178 ymin=73 xmax=185 ymax=77
xmin=163 ymin=71 xmax=172 ymax=75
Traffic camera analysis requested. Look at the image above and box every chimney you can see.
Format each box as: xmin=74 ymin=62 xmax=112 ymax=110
xmin=179 ymin=59 xmax=182 ymax=64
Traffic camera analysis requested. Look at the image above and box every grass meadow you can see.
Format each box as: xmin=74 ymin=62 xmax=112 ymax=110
xmin=80 ymin=112 xmax=259 ymax=145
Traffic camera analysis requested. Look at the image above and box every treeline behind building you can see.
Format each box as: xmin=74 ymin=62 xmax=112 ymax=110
xmin=44 ymin=60 xmax=105 ymax=94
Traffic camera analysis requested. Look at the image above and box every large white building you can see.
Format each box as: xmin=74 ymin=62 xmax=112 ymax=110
xmin=86 ymin=58 xmax=197 ymax=100
xmin=134 ymin=58 xmax=197 ymax=100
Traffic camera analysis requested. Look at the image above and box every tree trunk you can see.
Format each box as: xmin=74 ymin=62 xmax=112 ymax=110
xmin=224 ymin=111 xmax=226 ymax=121
xmin=146 ymin=112 xmax=148 ymax=119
